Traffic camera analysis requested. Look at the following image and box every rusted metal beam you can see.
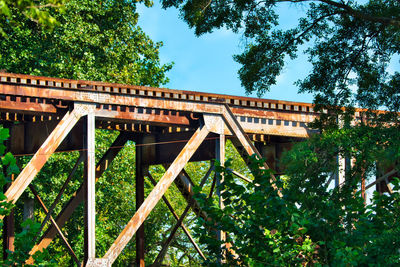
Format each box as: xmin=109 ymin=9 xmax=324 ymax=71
xmin=222 ymin=105 xmax=282 ymax=197
xmin=28 ymin=185 xmax=80 ymax=266
xmin=7 ymin=120 xmax=84 ymax=156
xmin=30 ymin=132 xmax=129 ymax=256
xmin=153 ymin=203 xmax=192 ymax=266
xmin=146 ymin=172 xmax=206 ymax=261
xmin=0 ymin=73 xmax=319 ymax=138
xmin=2 ymin=181 xmax=14 ymax=260
xmin=366 ymin=169 xmax=397 ymax=190
xmin=95 ymin=107 xmax=191 ymax=127
xmin=136 ymin=135 xmax=145 ymax=267
xmin=0 ymin=95 xmax=58 ymax=114
xmin=1 ymin=105 xmax=88 ymax=217
xmin=215 ymin=134 xmax=226 ymax=262
xmin=104 ymin=125 xmax=210 ymax=264
xmin=84 ymin=112 xmax=96 ymax=263
xmin=34 ymin=153 xmax=84 ymax=245
xmin=152 ymin=164 xmax=210 ymax=266
xmin=227 ymin=168 xmax=252 ymax=183
xmin=0 ymin=72 xmax=318 ymax=116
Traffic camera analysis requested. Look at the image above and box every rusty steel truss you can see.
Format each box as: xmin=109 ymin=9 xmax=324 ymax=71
xmin=0 ymin=72 xmax=394 ymax=266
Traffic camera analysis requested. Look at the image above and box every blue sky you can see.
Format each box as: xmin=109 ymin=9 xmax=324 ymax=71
xmin=137 ymin=2 xmax=313 ymax=103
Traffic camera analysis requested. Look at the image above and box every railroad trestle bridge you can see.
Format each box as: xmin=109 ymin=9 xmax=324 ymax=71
xmin=0 ymin=72 xmax=393 ymax=266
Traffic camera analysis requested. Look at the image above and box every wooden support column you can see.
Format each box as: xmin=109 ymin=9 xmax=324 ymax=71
xmin=104 ymin=125 xmax=210 ymax=265
xmin=136 ymin=136 xmax=145 ymax=267
xmin=84 ymin=112 xmax=96 ymax=264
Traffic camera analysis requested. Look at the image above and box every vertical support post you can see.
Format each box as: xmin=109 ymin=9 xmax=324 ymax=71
xmin=84 ymin=112 xmax=96 ymax=264
xmin=2 ymin=184 xmax=14 ymax=259
xmin=136 ymin=136 xmax=145 ymax=267
xmin=335 ymin=155 xmax=346 ymax=187
xmin=215 ymin=134 xmax=226 ymax=260
xmin=2 ymin=123 xmax=14 ymax=260
xmin=361 ymin=169 xmax=366 ymax=204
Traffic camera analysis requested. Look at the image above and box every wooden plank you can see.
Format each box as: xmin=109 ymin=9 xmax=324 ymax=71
xmin=30 ymin=132 xmax=129 ymax=256
xmin=1 ymin=107 xmax=86 ymax=218
xmin=104 ymin=125 xmax=210 ymax=264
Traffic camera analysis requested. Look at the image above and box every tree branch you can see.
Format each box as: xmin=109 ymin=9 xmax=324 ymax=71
xmin=275 ymin=0 xmax=400 ymax=28
xmin=319 ymin=0 xmax=400 ymax=28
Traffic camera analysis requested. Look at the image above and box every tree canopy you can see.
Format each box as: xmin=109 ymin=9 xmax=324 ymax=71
xmin=0 ymin=0 xmax=64 ymax=35
xmin=161 ymin=0 xmax=399 ymax=112
xmin=0 ymin=0 xmax=172 ymax=86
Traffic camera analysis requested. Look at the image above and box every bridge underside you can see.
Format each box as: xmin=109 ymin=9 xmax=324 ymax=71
xmin=0 ymin=72 xmax=394 ymax=266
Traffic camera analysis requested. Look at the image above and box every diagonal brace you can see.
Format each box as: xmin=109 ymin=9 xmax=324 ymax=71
xmin=104 ymin=125 xmax=210 ymax=264
xmin=1 ymin=105 xmax=89 ymax=218
xmin=30 ymin=132 xmax=129 ymax=256
xmin=28 ymin=185 xmax=80 ymax=266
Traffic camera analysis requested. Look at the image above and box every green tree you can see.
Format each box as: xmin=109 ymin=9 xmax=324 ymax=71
xmin=0 ymin=0 xmax=64 ymax=36
xmin=161 ymin=0 xmax=399 ymax=113
xmin=0 ymin=0 xmax=172 ymax=86
xmin=194 ymin=137 xmax=400 ymax=266
xmin=0 ymin=0 xmax=174 ymax=265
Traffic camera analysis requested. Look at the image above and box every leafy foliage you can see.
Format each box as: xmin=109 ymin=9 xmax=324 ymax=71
xmin=0 ymin=0 xmax=64 ymax=36
xmin=193 ymin=125 xmax=400 ymax=266
xmin=161 ymin=0 xmax=399 ymax=113
xmin=0 ymin=0 xmax=175 ymax=265
xmin=0 ymin=0 xmax=172 ymax=87
xmin=0 ymin=127 xmax=55 ymax=265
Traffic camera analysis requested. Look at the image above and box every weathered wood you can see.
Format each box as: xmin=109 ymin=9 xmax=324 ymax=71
xmin=146 ymin=172 xmax=206 ymax=261
xmin=28 ymin=185 xmax=80 ymax=266
xmin=84 ymin=112 xmax=96 ymax=263
xmin=1 ymin=106 xmax=86 ymax=217
xmin=104 ymin=125 xmax=210 ymax=264
xmin=30 ymin=132 xmax=129 ymax=256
